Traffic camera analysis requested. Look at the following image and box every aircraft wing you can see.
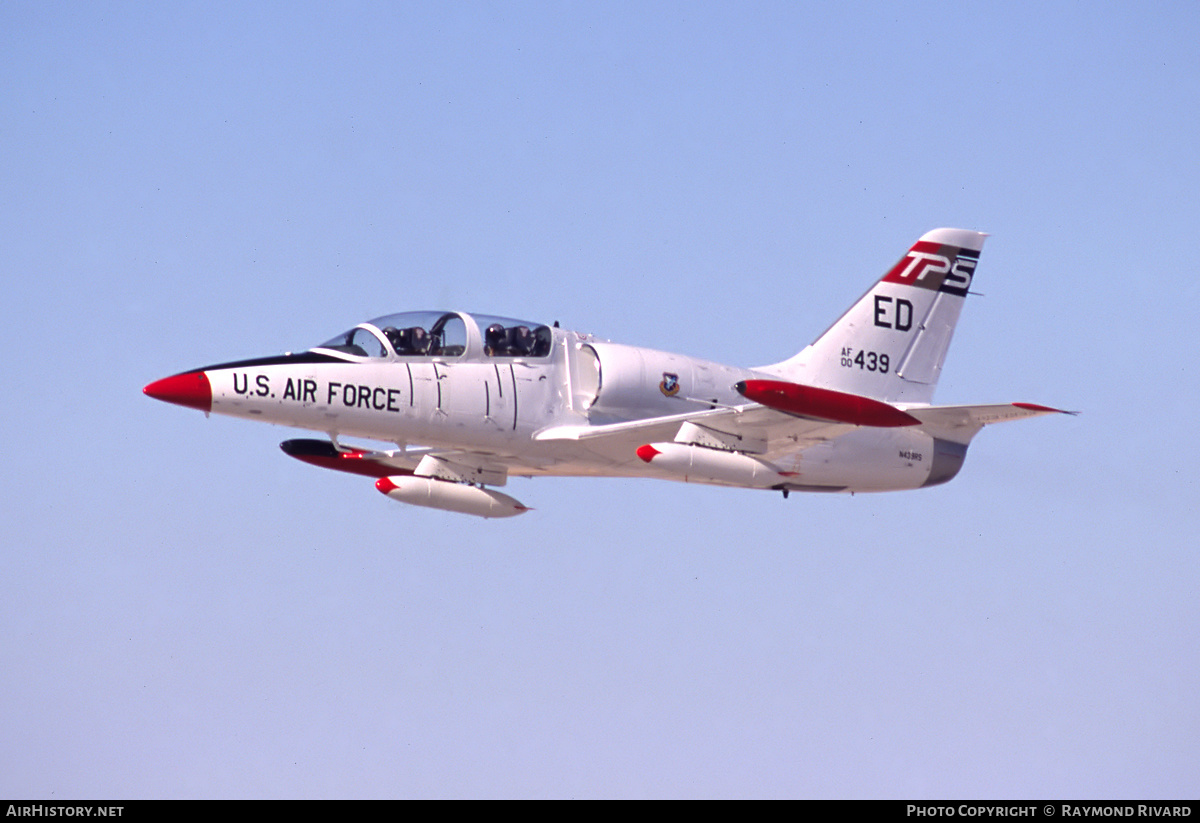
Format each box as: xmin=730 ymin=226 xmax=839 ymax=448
xmin=284 ymin=398 xmax=1070 ymax=483
xmin=535 ymin=393 xmax=1073 ymax=466
xmin=534 ymin=403 xmax=856 ymax=461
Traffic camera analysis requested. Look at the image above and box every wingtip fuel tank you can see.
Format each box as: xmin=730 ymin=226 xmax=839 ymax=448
xmin=735 ymin=379 xmax=920 ymax=427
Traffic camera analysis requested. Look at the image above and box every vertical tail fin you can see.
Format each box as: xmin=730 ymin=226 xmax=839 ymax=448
xmin=759 ymin=228 xmax=987 ymax=404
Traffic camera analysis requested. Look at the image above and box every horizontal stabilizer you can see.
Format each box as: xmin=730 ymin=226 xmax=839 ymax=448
xmin=904 ymin=402 xmax=1076 ymax=441
xmin=734 ymin=379 xmax=1073 ymax=444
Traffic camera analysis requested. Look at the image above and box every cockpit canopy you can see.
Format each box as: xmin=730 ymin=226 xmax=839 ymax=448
xmin=314 ymin=311 xmax=553 ymax=361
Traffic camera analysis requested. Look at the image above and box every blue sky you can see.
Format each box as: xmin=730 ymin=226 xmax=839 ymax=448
xmin=3 ymin=1 xmax=1197 ymax=798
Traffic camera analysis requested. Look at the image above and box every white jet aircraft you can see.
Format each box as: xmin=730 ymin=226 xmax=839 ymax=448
xmin=145 ymin=228 xmax=1069 ymax=517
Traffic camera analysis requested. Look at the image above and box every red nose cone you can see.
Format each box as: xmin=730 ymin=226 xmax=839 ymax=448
xmin=143 ymin=371 xmax=212 ymax=413
xmin=375 ymin=477 xmax=398 ymax=494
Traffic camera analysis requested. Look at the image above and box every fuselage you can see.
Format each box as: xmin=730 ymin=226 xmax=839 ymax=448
xmin=147 ymin=309 xmax=956 ymax=491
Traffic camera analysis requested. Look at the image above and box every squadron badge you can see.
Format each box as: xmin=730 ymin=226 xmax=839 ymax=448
xmin=659 ymin=372 xmax=680 ymax=397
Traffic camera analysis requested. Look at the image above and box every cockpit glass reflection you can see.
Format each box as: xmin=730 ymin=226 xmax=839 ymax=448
xmin=313 ymin=311 xmax=553 ymax=359
xmin=317 ymin=326 xmax=388 ymax=357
